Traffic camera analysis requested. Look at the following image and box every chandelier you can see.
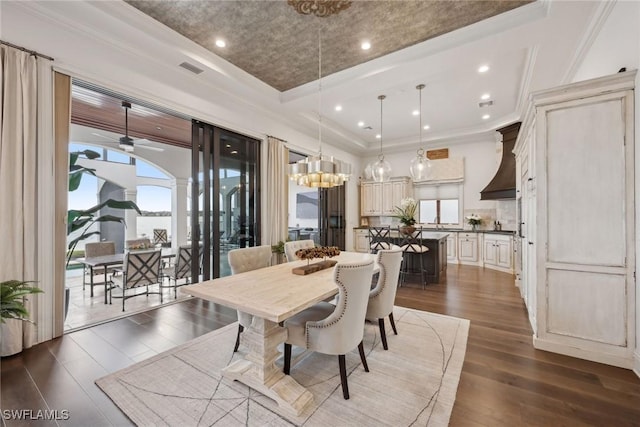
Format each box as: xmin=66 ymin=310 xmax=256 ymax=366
xmin=371 ymin=95 xmax=391 ymax=182
xmin=409 ymin=84 xmax=431 ymax=180
xmin=288 ymin=0 xmax=352 ymax=17
xmin=288 ymin=31 xmax=351 ymax=188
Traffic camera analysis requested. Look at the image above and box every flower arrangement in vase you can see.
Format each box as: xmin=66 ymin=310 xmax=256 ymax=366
xmin=466 ymin=214 xmax=482 ymax=231
xmin=393 ymin=197 xmax=417 ymax=234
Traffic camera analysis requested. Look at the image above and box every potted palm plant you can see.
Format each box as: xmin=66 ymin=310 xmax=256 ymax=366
xmin=1 ymin=280 xmax=42 ymax=323
xmin=1 ymin=280 xmax=43 ymax=356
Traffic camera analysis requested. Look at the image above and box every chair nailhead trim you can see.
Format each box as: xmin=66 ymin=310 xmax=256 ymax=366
xmin=305 ymin=261 xmax=372 ymax=348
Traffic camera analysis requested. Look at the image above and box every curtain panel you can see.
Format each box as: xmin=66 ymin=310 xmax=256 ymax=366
xmin=266 ymin=137 xmax=289 ymax=258
xmin=0 ymin=45 xmax=54 ymax=355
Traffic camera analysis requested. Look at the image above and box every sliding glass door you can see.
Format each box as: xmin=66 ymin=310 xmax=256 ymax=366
xmin=191 ymin=121 xmax=260 ymax=280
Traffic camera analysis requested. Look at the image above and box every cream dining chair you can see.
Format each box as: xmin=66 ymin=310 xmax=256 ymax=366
xmin=283 ymin=259 xmax=374 ymax=400
xmin=227 ymin=245 xmax=273 ymax=352
xmin=366 ymin=249 xmax=403 ymax=350
xmin=283 ymin=239 xmax=315 ymax=262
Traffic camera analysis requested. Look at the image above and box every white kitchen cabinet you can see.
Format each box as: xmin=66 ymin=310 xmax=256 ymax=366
xmin=457 ymin=232 xmax=479 ymax=264
xmin=360 ymin=177 xmax=411 ymax=217
xmin=483 ymin=234 xmax=513 ymax=273
xmin=514 ymin=71 xmax=636 ymax=369
xmin=361 ymin=182 xmax=382 ymax=216
xmin=382 ymin=179 xmax=411 ymax=215
xmin=353 ymin=229 xmax=370 ymax=253
xmin=446 ymin=233 xmax=457 ymax=262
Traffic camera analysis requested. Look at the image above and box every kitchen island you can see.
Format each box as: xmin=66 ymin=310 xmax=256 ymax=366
xmin=359 ymin=228 xmax=449 ymax=284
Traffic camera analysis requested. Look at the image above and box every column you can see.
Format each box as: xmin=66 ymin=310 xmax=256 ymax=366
xmin=124 ymin=189 xmax=138 ymax=241
xmin=171 ymin=178 xmax=189 ymax=249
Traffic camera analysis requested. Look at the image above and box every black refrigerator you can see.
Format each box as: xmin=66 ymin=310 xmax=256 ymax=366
xmin=318 ymin=186 xmax=346 ymax=250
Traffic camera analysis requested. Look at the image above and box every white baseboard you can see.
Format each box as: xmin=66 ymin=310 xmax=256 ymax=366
xmin=634 ymin=350 xmax=640 ymax=379
xmin=533 ymin=336 xmax=633 ymax=370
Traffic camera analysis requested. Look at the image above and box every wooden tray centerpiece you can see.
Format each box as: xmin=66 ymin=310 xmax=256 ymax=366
xmin=292 ymin=246 xmax=340 ymax=275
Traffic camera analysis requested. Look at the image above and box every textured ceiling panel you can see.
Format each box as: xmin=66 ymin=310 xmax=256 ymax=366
xmin=125 ymin=0 xmax=531 ymax=91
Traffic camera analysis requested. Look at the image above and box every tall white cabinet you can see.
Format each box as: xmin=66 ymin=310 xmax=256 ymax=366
xmin=515 ymin=71 xmax=636 ymax=369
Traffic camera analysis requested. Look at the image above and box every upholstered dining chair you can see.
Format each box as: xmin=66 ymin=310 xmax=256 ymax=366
xmin=83 ymin=241 xmax=119 ymax=296
xmin=283 ymin=239 xmax=315 ymax=262
xmin=110 ymin=249 xmax=162 ymax=312
xmin=366 ymin=249 xmax=403 ymax=350
xmin=227 ymin=245 xmax=273 ymax=352
xmin=160 ymin=244 xmax=202 ymax=298
xmin=283 ymin=259 xmax=374 ymax=400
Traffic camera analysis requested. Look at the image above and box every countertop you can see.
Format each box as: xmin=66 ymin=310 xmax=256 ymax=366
xmin=353 ymin=226 xmax=515 ymax=235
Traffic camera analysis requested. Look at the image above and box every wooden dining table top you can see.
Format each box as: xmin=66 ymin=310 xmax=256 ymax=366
xmin=182 ymin=251 xmax=378 ymax=324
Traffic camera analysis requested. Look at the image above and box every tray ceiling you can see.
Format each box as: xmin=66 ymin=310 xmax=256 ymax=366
xmin=125 ymin=0 xmax=531 ymax=92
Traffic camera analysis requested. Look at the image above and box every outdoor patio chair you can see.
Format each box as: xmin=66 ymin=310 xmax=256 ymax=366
xmin=160 ymin=244 xmax=203 ymax=298
xmin=83 ymin=241 xmax=120 ymax=297
xmin=153 ymin=229 xmax=170 ymax=247
xmin=110 ymin=249 xmax=162 ymax=311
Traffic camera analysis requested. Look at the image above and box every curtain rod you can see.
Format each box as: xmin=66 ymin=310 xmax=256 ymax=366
xmin=0 ymin=40 xmax=54 ymax=61
xmin=266 ymin=135 xmax=287 ymax=143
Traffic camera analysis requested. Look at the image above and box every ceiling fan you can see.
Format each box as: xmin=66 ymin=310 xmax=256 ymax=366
xmin=91 ymin=101 xmax=164 ymax=153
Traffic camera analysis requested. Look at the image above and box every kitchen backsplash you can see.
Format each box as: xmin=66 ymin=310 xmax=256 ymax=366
xmin=364 ymin=201 xmax=517 ymax=231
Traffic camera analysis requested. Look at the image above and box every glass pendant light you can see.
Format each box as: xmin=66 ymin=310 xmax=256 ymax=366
xmin=371 ymin=94 xmax=391 ymax=182
xmin=410 ymin=84 xmax=431 ymax=180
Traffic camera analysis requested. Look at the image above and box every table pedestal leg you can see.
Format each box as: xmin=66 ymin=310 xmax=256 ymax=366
xmin=222 ymin=317 xmax=314 ymax=416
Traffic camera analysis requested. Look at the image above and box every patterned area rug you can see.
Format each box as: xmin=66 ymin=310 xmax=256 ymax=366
xmin=96 ymin=307 xmax=469 ymax=426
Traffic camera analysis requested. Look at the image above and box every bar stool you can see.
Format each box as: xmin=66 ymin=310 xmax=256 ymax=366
xmin=369 ymin=226 xmax=393 ymax=254
xmin=399 ymin=227 xmax=429 ymax=289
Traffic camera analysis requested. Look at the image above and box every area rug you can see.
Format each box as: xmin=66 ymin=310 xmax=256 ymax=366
xmin=96 ymin=306 xmax=469 ymax=426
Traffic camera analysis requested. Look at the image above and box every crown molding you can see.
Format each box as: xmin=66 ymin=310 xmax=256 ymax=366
xmin=561 ymin=0 xmax=617 ymax=84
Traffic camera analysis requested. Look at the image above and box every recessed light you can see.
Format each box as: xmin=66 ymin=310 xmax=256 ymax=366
xmin=215 ymin=39 xmax=226 ymax=48
xmin=482 ymin=114 xmax=490 ymax=120
xmin=481 ymin=93 xmax=491 ymax=100
xmin=231 ymin=150 xmax=238 ymax=154
xmin=361 ymin=41 xmax=371 ymax=50
xmin=423 ymin=125 xmax=430 ymax=130
xmin=376 ymin=134 xmax=381 ymax=139
xmin=335 ymin=105 xmax=342 ymax=112
xmin=412 ymin=110 xmax=419 ymax=116
xmin=478 ymin=65 xmax=490 ymax=73
xmin=358 ymin=121 xmax=365 ymax=127
xmin=226 ymin=144 xmax=231 ymax=148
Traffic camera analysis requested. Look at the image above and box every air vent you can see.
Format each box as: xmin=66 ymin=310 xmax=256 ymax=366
xmin=479 ymin=100 xmax=494 ymax=108
xmin=179 ymin=62 xmax=204 ymax=75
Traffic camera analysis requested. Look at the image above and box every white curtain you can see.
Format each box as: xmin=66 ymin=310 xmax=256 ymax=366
xmin=266 ymin=136 xmax=289 ymax=259
xmin=0 ymin=45 xmax=51 ymax=355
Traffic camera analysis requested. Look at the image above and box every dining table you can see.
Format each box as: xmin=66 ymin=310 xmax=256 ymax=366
xmin=181 ymin=251 xmax=379 ymax=416
xmin=79 ymin=247 xmax=177 ymax=304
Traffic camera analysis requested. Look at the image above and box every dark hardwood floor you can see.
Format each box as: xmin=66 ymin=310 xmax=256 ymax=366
xmin=2 ymin=265 xmax=640 ymax=426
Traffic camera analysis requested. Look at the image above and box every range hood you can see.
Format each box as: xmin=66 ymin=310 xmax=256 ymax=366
xmin=480 ymin=122 xmax=521 ymax=200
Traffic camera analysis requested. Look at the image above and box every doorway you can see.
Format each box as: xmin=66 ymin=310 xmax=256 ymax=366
xmin=191 ymin=121 xmax=261 ymax=280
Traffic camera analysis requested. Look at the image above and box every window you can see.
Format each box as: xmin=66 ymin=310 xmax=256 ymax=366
xmin=419 ymin=199 xmax=460 ymax=225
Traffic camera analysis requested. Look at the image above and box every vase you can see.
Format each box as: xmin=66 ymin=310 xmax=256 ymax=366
xmin=471 ymin=224 xmax=478 ymax=231
xmin=400 ymin=225 xmax=416 ymax=235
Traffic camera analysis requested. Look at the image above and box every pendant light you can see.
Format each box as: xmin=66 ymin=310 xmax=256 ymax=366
xmin=409 ymin=84 xmax=431 ymax=180
xmin=288 ymin=29 xmax=351 ymax=188
xmin=371 ymin=94 xmax=391 ymax=182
